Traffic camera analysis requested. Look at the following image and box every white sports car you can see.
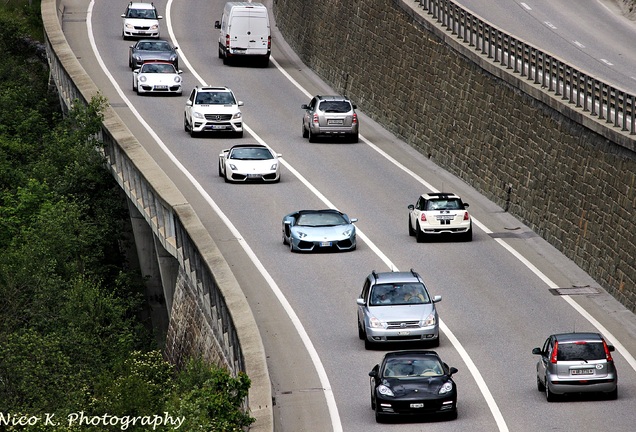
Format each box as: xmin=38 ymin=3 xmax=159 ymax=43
xmin=132 ymin=62 xmax=182 ymax=95
xmin=218 ymin=144 xmax=281 ymax=183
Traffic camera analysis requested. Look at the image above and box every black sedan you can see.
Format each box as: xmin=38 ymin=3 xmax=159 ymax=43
xmin=129 ymin=39 xmax=178 ymax=69
xmin=369 ymin=350 xmax=458 ymax=422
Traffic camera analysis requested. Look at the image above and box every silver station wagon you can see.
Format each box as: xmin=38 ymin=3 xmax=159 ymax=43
xmin=357 ymin=269 xmax=441 ymax=349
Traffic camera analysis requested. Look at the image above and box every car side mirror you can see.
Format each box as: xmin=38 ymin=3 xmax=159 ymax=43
xmin=449 ymin=367 xmax=458 ymax=376
xmin=301 ymin=104 xmax=309 ymax=109
xmin=368 ymin=366 xmax=378 ymax=378
xmin=432 ymin=295 xmax=442 ymax=303
xmin=464 ymin=203 xmax=470 ymax=208
xmin=352 ymin=104 xmax=357 ymax=109
xmin=350 ymin=218 xmax=358 ymax=223
xmin=608 ymin=345 xmax=615 ymax=352
xmin=185 ymin=100 xmax=193 ymax=107
xmin=157 ymin=15 xmax=163 ymax=20
xmin=133 ymin=69 xmax=140 ymax=74
xmin=408 ymin=204 xmax=414 ymax=210
xmin=284 ymin=220 xmax=291 ymax=227
xmin=238 ymin=101 xmax=244 ymax=106
xmin=277 ymin=153 xmax=282 ymax=158
xmin=356 ymin=298 xmax=365 ymax=306
xmin=531 ymin=347 xmax=542 ymax=355
xmin=214 ymin=20 xmax=221 ymax=29
xmin=177 ymin=70 xmax=183 ymax=74
xmin=121 ymin=14 xmax=126 ymax=18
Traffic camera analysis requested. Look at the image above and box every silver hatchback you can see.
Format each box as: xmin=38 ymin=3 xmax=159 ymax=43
xmin=301 ymin=95 xmax=359 ymax=143
xmin=357 ymin=269 xmax=441 ymax=350
xmin=532 ymin=332 xmax=618 ymax=401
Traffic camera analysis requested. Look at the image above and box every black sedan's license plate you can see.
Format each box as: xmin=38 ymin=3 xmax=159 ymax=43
xmin=410 ymin=403 xmax=424 ymax=408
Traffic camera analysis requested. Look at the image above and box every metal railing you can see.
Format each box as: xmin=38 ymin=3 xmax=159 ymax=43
xmin=416 ymin=0 xmax=636 ymax=134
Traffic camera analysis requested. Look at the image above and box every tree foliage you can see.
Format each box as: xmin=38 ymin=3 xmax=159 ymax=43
xmin=0 ymin=4 xmax=255 ymax=431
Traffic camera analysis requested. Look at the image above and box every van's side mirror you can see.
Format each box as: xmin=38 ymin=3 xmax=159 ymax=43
xmin=214 ymin=20 xmax=221 ymax=29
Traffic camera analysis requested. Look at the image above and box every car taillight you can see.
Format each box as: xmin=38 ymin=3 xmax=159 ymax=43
xmin=463 ymin=211 xmax=469 ymax=220
xmin=267 ymin=35 xmax=271 ymax=49
xmin=312 ymin=113 xmax=319 ymax=124
xmin=225 ymin=34 xmax=230 ymax=48
xmin=352 ymin=113 xmax=358 ymax=125
xmin=550 ymin=341 xmax=558 ymax=364
xmin=603 ymin=340 xmax=613 ymax=362
xmin=420 ymin=213 xmax=427 ymax=222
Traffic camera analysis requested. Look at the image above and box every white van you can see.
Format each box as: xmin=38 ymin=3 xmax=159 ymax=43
xmin=214 ymin=2 xmax=271 ymax=66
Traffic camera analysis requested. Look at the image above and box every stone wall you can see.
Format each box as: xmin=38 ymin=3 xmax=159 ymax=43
xmin=272 ymin=0 xmax=636 ymax=312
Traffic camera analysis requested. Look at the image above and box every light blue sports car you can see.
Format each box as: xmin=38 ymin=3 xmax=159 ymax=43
xmin=282 ymin=209 xmax=358 ymax=252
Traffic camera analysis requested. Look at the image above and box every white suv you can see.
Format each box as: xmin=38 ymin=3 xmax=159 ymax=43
xmin=408 ymin=192 xmax=472 ymax=242
xmin=121 ymin=2 xmax=162 ymax=40
xmin=184 ymin=86 xmax=244 ymax=138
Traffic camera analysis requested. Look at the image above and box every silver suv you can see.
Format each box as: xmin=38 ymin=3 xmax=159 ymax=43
xmin=356 ymin=269 xmax=441 ymax=350
xmin=184 ymin=86 xmax=244 ymax=138
xmin=532 ymin=332 xmax=618 ymax=401
xmin=301 ymin=95 xmax=359 ymax=143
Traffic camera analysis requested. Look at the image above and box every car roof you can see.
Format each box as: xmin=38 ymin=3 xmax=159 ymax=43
xmin=370 ymin=269 xmax=423 ymax=284
xmin=384 ymin=350 xmax=441 ymax=360
xmin=315 ymin=95 xmax=351 ymax=101
xmin=229 ymin=144 xmax=268 ymax=150
xmin=420 ymin=192 xmax=461 ymax=200
xmin=141 ymin=60 xmax=172 ymax=65
xmin=553 ymin=332 xmax=604 ymax=342
xmin=198 ymin=86 xmax=231 ymax=92
xmin=129 ymin=2 xmax=155 ymax=9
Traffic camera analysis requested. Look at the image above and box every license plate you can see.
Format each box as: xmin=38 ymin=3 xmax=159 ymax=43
xmin=397 ymin=331 xmax=410 ymax=336
xmin=154 ymin=86 xmax=168 ymax=90
xmin=210 ymin=125 xmax=227 ymax=130
xmin=247 ymin=174 xmax=261 ymax=179
xmin=436 ymin=215 xmax=454 ymax=220
xmin=319 ymin=241 xmax=332 ymax=247
xmin=327 ymin=119 xmax=344 ymax=125
xmin=571 ymin=369 xmax=594 ymax=375
xmin=410 ymin=403 xmax=424 ymax=408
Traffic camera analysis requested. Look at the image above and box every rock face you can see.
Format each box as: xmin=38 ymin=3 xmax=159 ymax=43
xmin=617 ymin=0 xmax=636 ymax=19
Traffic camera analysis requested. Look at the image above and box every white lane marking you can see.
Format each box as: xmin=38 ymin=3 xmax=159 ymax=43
xmin=520 ymin=2 xmax=532 ymax=11
xmin=544 ymin=21 xmax=557 ymax=30
xmin=573 ymin=40 xmax=586 ymax=49
xmin=601 ymin=58 xmax=614 ymax=66
xmin=86 ymin=1 xmax=636 ymax=430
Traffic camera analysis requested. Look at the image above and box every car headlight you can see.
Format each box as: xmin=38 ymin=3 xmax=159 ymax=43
xmin=270 ymin=163 xmax=278 ymax=170
xmin=378 ymin=384 xmax=394 ymax=397
xmin=343 ymin=228 xmax=353 ymax=236
xmin=125 ymin=23 xmax=134 ymax=29
xmin=192 ymin=112 xmax=205 ymax=119
xmin=174 ymin=76 xmax=181 ymax=83
xmin=296 ymin=231 xmax=307 ymax=238
xmin=150 ymin=24 xmax=159 ymax=30
xmin=422 ymin=312 xmax=436 ymax=327
xmin=369 ymin=316 xmax=385 ymax=329
xmin=139 ymin=76 xmax=147 ymax=83
xmin=229 ymin=164 xmax=237 ymax=170
xmin=439 ymin=381 xmax=453 ymax=395
xmin=232 ymin=112 xmax=242 ymax=119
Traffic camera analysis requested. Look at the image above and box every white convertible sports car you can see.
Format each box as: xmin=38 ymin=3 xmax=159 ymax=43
xmin=218 ymin=144 xmax=281 ymax=183
xmin=132 ymin=61 xmax=182 ymax=95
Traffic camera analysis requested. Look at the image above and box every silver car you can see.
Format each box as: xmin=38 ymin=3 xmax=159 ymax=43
xmin=282 ymin=209 xmax=357 ymax=252
xmin=301 ymin=95 xmax=359 ymax=143
xmin=532 ymin=332 xmax=618 ymax=401
xmin=357 ymin=270 xmax=441 ymax=350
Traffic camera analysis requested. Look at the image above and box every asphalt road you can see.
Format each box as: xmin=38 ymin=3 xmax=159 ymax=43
xmin=60 ymin=0 xmax=636 ymax=431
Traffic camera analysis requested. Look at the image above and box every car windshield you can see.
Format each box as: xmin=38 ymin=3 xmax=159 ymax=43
xmin=426 ymin=199 xmax=462 ymax=211
xmin=141 ymin=63 xmax=175 ymax=74
xmin=383 ymin=357 xmax=443 ymax=378
xmin=195 ymin=92 xmax=235 ymax=105
xmin=557 ymin=342 xmax=606 ymax=361
xmin=229 ymin=148 xmax=273 ymax=160
xmin=318 ymin=101 xmax=351 ymax=113
xmin=370 ymin=283 xmax=429 ymax=306
xmin=127 ymin=8 xmax=157 ymax=19
xmin=138 ymin=41 xmax=171 ymax=51
xmin=296 ymin=212 xmax=347 ymax=227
